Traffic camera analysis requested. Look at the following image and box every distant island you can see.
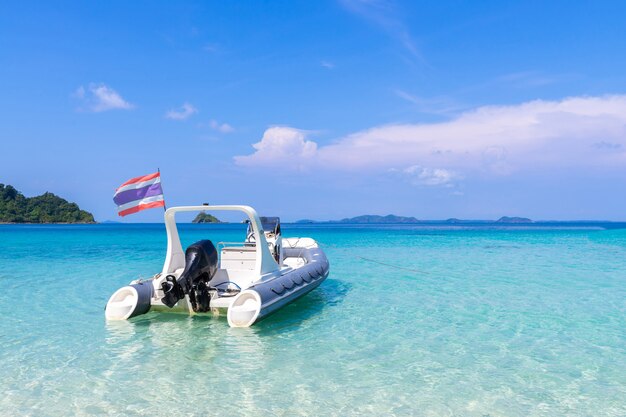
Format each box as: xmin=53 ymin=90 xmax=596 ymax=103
xmin=340 ymin=214 xmax=420 ymax=224
xmin=496 ymin=216 xmax=532 ymax=223
xmin=0 ymin=184 xmax=95 ymax=223
xmin=192 ymin=212 xmax=221 ymax=223
xmin=295 ymin=214 xmax=534 ymax=224
xmin=296 ymin=214 xmax=420 ymax=224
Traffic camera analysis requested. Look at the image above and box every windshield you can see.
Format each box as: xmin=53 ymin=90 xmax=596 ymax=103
xmin=260 ymin=216 xmax=280 ymax=233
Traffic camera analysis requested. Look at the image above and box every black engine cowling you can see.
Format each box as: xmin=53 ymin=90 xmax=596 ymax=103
xmin=161 ymin=240 xmax=218 ymax=312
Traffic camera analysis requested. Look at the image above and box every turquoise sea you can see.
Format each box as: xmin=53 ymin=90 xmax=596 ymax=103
xmin=0 ymin=223 xmax=625 ymax=416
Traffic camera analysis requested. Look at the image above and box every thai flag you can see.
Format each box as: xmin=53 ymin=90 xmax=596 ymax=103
xmin=113 ymin=171 xmax=165 ymax=217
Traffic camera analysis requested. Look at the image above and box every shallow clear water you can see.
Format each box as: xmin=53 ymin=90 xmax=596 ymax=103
xmin=0 ymin=223 xmax=625 ymax=416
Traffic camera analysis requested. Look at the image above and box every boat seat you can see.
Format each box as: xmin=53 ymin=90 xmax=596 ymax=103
xmin=220 ymin=246 xmax=257 ymax=270
xmin=283 ymin=256 xmax=306 ymax=268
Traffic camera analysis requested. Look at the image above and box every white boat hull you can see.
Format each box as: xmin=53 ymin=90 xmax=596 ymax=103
xmin=105 ymin=237 xmax=329 ymax=327
xmin=228 ymin=245 xmax=329 ymax=327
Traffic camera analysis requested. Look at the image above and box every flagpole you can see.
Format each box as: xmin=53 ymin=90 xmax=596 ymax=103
xmin=158 ymin=167 xmax=167 ymax=211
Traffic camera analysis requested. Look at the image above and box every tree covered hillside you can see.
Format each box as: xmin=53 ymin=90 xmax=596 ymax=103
xmin=192 ymin=212 xmax=221 ymax=223
xmin=0 ymin=184 xmax=95 ymax=223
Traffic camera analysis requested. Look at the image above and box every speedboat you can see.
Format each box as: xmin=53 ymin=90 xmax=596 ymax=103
xmin=104 ymin=205 xmax=329 ymax=327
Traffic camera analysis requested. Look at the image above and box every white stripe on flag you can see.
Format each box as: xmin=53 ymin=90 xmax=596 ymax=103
xmin=115 ymin=176 xmax=161 ymax=194
xmin=116 ymin=195 xmax=164 ymax=212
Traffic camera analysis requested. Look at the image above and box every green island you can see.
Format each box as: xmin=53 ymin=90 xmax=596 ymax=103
xmin=296 ymin=215 xmax=536 ymax=224
xmin=339 ymin=214 xmax=420 ymax=224
xmin=192 ymin=211 xmax=221 ymax=223
xmin=296 ymin=214 xmax=420 ymax=224
xmin=496 ymin=216 xmax=533 ymax=223
xmin=0 ymin=184 xmax=95 ymax=223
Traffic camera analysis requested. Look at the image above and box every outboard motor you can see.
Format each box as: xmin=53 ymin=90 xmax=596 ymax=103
xmin=161 ymin=240 xmax=218 ymax=312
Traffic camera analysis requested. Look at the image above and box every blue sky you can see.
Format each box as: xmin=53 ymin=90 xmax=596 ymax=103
xmin=1 ymin=0 xmax=626 ymax=221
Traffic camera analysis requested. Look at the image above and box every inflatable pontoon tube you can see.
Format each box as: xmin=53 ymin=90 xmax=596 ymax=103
xmin=227 ymin=246 xmax=329 ymax=327
xmin=105 ymin=281 xmax=153 ymax=320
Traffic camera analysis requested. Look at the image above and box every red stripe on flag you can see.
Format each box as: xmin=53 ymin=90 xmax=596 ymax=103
xmin=118 ymin=200 xmax=165 ymax=217
xmin=117 ymin=172 xmax=160 ymax=190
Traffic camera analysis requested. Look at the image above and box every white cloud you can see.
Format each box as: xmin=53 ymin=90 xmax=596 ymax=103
xmin=339 ymin=0 xmax=421 ymax=60
xmin=594 ymin=141 xmax=622 ymax=150
xmin=235 ymin=95 xmax=626 ymax=180
xmin=496 ymin=71 xmax=567 ymax=88
xmin=165 ymin=103 xmax=198 ymax=120
xmin=400 ymin=166 xmax=461 ymax=187
xmin=74 ymin=83 xmax=134 ymax=112
xmin=321 ymin=60 xmax=335 ymax=69
xmin=234 ymin=126 xmax=317 ymax=168
xmin=394 ymin=89 xmax=463 ymax=114
xmin=209 ymin=119 xmax=234 ymax=133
